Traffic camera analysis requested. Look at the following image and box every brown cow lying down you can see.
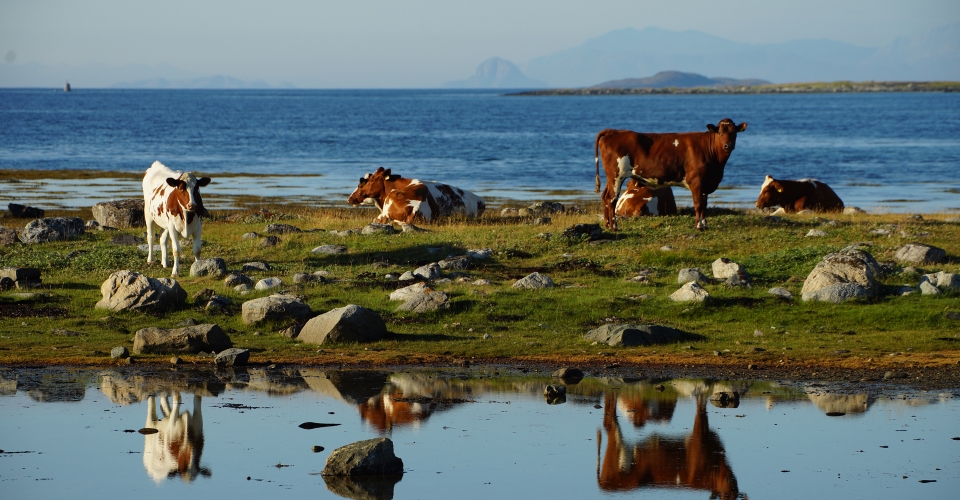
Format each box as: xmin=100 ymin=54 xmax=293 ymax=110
xmin=348 ymin=167 xmax=485 ymax=224
xmin=595 ymin=118 xmax=747 ymax=231
xmin=755 ymin=175 xmax=844 ymax=213
xmin=615 ymin=181 xmax=678 ymax=217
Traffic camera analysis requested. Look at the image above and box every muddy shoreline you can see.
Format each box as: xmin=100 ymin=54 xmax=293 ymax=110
xmin=5 ymin=352 xmax=960 ymax=394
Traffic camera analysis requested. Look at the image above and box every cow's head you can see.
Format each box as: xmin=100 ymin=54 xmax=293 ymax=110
xmin=755 ymin=175 xmax=783 ymax=209
xmin=706 ymin=118 xmax=747 ymax=153
xmin=347 ymin=167 xmax=401 ymax=207
xmin=165 ymin=173 xmax=211 ymax=217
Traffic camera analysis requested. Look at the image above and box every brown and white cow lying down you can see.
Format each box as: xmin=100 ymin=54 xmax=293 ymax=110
xmin=595 ymin=118 xmax=747 ymax=231
xmin=143 ymin=161 xmax=211 ymax=277
xmin=615 ymin=181 xmax=678 ymax=218
xmin=756 ymin=175 xmax=844 ymax=213
xmin=347 ymin=167 xmax=485 ymax=224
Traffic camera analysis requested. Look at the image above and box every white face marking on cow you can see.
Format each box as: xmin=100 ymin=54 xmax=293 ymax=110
xmin=760 ymin=175 xmax=775 ymax=195
xmin=615 ymin=192 xmax=635 ymax=212
xmin=673 ymin=139 xmax=679 ymax=147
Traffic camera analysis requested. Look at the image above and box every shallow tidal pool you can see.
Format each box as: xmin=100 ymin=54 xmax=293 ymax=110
xmin=0 ymin=367 xmax=957 ymax=499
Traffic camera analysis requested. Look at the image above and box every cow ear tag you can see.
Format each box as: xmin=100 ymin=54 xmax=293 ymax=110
xmin=776 ymin=185 xmax=783 ymax=193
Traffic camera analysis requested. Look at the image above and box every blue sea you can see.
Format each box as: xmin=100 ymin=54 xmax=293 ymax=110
xmin=2 ymin=88 xmax=959 ymax=212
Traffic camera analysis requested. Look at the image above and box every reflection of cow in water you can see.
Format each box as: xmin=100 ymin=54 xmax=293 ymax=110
xmin=143 ymin=393 xmax=210 ymax=483
xmin=598 ymin=392 xmax=741 ymax=500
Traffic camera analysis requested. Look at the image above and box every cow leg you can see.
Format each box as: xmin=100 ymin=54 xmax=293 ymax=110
xmin=158 ymin=229 xmax=170 ymax=268
xmin=600 ymin=186 xmax=616 ymax=231
xmin=189 ymin=225 xmax=202 ymax=263
xmin=687 ymin=182 xmax=708 ymax=230
xmin=145 ymin=220 xmax=157 ymax=265
xmin=695 ymin=192 xmax=709 ymax=230
xmin=167 ymin=226 xmax=182 ymax=277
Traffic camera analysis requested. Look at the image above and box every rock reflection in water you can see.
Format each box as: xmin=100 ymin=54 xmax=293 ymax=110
xmin=143 ymin=393 xmax=210 ymax=483
xmin=598 ymin=390 xmax=740 ymax=500
xmin=323 ymin=474 xmax=404 ymax=500
xmin=807 ymin=391 xmax=872 ymax=415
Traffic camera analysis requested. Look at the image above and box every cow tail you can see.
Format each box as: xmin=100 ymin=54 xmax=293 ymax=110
xmin=594 ymin=130 xmax=609 ymax=194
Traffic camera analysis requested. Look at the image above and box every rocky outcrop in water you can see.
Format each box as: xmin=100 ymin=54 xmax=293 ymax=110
xmin=322 ymin=437 xmax=403 ymax=476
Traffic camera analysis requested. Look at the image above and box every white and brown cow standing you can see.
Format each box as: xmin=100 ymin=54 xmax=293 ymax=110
xmin=347 ymin=167 xmax=485 ymax=224
xmin=595 ymin=118 xmax=747 ymax=231
xmin=143 ymin=161 xmax=211 ymax=277
xmin=756 ymin=175 xmax=844 ymax=213
xmin=615 ymin=180 xmax=678 ymax=218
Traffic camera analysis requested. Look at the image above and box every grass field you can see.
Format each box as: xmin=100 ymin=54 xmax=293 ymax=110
xmin=1 ymin=202 xmax=959 ymax=370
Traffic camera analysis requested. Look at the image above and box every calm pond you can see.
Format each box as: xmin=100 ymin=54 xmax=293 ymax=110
xmin=1 ymin=366 xmax=957 ymax=499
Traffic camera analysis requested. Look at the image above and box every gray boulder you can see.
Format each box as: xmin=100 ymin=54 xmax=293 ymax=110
xmin=215 ymin=348 xmax=250 ymax=367
xmin=801 ymin=247 xmax=881 ymax=299
xmin=293 ymin=272 xmax=325 ymax=284
xmin=322 ymin=437 xmax=403 ymax=476
xmin=241 ymin=294 xmax=312 ymax=325
xmin=712 ymin=258 xmax=744 ymax=280
xmin=265 ymin=223 xmax=302 ymax=234
xmin=110 ymin=346 xmax=129 ymax=359
xmin=466 ymin=248 xmax=493 ymax=259
xmin=670 ymin=282 xmax=710 ymax=302
xmin=919 ymin=271 xmax=960 ymax=290
xmin=190 ymin=257 xmax=227 ymax=278
xmin=389 ymin=283 xmax=432 ymax=302
xmin=895 ymin=243 xmax=946 ymax=265
xmin=242 ymin=261 xmax=271 ymax=273
xmin=298 ymin=304 xmax=387 ymax=345
xmin=512 ymin=272 xmax=554 ymax=289
xmin=919 ymin=281 xmax=942 ymax=296
xmin=768 ymin=287 xmax=793 ymax=300
xmin=91 ymin=199 xmax=145 ymax=229
xmin=438 ymin=255 xmax=471 ymax=270
xmin=255 ymin=277 xmax=282 ymax=290
xmin=133 ymin=324 xmax=232 ymax=354
xmin=413 ymin=263 xmax=441 ymax=280
xmin=0 ymin=227 xmax=20 ymax=246
xmin=19 ymin=217 xmax=84 ymax=243
xmin=312 ymin=245 xmax=348 ymax=255
xmin=224 ymin=273 xmax=252 ymax=287
xmin=95 ymin=271 xmax=186 ymax=311
xmin=8 ymin=203 xmax=44 ymax=218
xmin=561 ymin=223 xmax=603 ymax=241
xmin=362 ymin=223 xmax=398 ymax=235
xmin=552 ymin=368 xmax=584 ymax=383
xmin=584 ymin=324 xmax=692 ymax=346
xmin=395 ymin=288 xmax=450 ymax=313
xmin=678 ymin=268 xmax=709 ymax=284
xmin=802 ymin=283 xmax=872 ymax=303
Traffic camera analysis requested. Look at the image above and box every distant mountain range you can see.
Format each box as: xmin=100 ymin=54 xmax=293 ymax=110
xmin=449 ymin=24 xmax=960 ymax=89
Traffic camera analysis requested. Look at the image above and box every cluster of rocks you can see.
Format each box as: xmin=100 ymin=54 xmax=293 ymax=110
xmin=668 ymin=257 xmax=752 ymax=303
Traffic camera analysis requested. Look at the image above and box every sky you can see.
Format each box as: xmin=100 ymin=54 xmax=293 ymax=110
xmin=2 ymin=0 xmax=958 ymax=87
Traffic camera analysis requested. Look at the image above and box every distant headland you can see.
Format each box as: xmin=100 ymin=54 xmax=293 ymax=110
xmin=511 ymin=71 xmax=960 ymax=95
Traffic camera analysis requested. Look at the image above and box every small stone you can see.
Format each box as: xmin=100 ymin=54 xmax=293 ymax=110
xmin=110 ymin=346 xmax=129 ymax=359
xmin=312 ymin=446 xmax=325 ymax=453
xmin=170 ymin=356 xmax=182 ymax=365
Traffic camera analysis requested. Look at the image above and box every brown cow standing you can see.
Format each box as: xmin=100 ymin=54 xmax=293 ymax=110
xmin=595 ymin=118 xmax=747 ymax=231
xmin=598 ymin=392 xmax=740 ymax=499
xmin=615 ymin=180 xmax=678 ymax=218
xmin=755 ymin=175 xmax=844 ymax=213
